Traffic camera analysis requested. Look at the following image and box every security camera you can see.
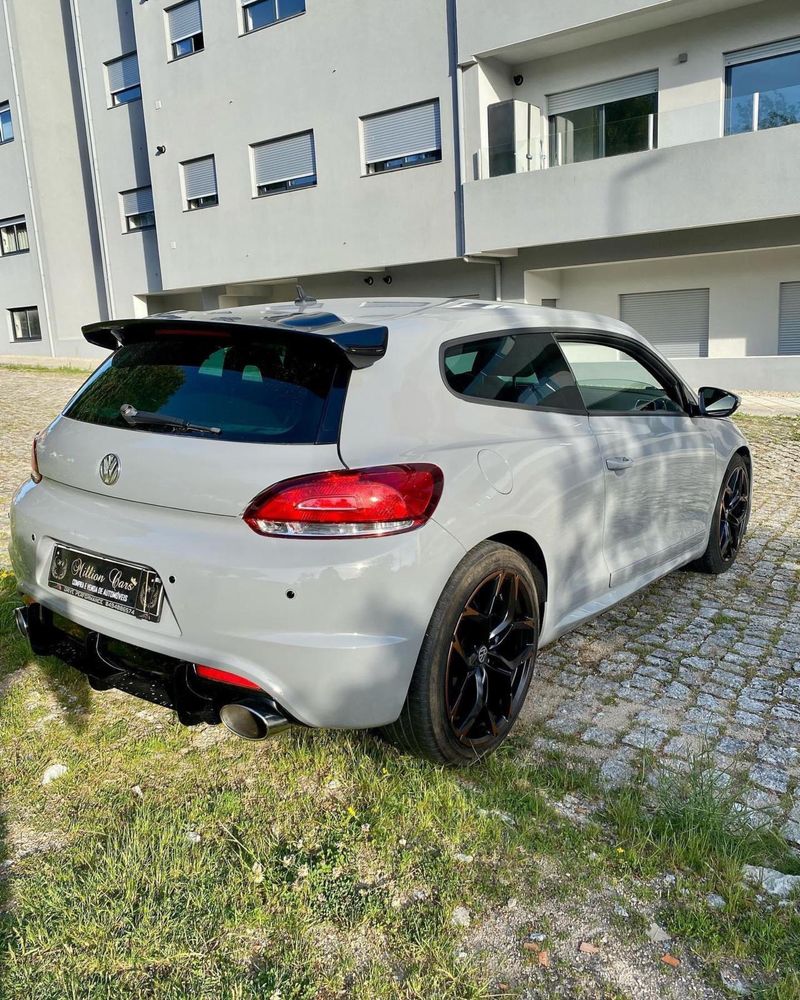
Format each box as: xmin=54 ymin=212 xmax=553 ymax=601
xmin=383 ymin=275 xmax=393 ymax=285
xmin=363 ymin=276 xmax=374 ymax=286
xmin=513 ymin=74 xmax=524 ymax=86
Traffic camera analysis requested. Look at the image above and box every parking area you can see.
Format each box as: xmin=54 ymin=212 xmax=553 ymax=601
xmin=1 ymin=368 xmax=798 ymax=837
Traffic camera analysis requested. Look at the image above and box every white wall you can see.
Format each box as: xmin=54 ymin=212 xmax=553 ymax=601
xmin=529 ymin=245 xmax=800 ymax=358
xmin=132 ymin=0 xmax=459 ymax=294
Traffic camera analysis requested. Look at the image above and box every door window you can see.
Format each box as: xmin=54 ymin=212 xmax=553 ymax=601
xmin=443 ymin=332 xmax=584 ymax=411
xmin=559 ymin=339 xmax=684 ymax=414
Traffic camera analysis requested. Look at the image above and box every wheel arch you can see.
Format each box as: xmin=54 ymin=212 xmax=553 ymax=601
xmin=485 ymin=530 xmax=548 ymax=618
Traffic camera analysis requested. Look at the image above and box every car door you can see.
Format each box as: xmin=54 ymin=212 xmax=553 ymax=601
xmin=559 ymin=334 xmax=716 ymax=590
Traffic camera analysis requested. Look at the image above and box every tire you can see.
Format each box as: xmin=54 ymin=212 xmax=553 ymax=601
xmin=379 ymin=541 xmax=540 ymax=766
xmin=690 ymin=453 xmax=751 ymax=575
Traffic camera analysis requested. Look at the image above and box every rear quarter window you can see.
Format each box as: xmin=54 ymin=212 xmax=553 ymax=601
xmin=442 ymin=332 xmax=584 ymax=412
xmin=64 ymin=330 xmax=347 ymax=444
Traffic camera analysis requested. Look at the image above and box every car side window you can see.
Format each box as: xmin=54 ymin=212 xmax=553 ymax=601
xmin=442 ymin=332 xmax=585 ymax=412
xmin=558 ymin=339 xmax=685 ymax=414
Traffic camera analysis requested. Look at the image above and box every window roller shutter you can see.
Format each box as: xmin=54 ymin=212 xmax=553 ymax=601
xmin=107 ymin=53 xmax=140 ymax=93
xmin=779 ymin=282 xmax=800 ymax=355
xmin=122 ymin=187 xmax=154 ymax=217
xmin=363 ymin=100 xmax=441 ymax=164
xmin=168 ymin=0 xmax=202 ymax=42
xmin=183 ymin=157 xmax=216 ymax=200
xmin=725 ymin=36 xmax=800 ymax=67
xmin=620 ymin=289 xmax=710 ymax=359
xmin=548 ymin=70 xmax=658 ymax=116
xmin=254 ymin=132 xmax=315 ymax=186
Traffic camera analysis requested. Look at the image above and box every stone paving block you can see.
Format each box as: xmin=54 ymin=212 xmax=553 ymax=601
xmin=581 ymin=727 xmax=617 ymax=747
xmin=623 ymin=727 xmax=667 ymax=751
xmin=749 ymin=764 xmax=789 ymax=794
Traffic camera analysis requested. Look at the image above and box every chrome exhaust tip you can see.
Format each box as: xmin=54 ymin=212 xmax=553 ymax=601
xmin=219 ymin=700 xmax=292 ymax=741
xmin=13 ymin=605 xmax=30 ymax=643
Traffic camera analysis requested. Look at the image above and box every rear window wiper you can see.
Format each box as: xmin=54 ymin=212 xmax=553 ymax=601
xmin=120 ymin=403 xmax=221 ymax=435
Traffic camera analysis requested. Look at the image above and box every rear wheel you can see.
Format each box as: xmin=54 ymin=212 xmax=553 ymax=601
xmin=380 ymin=542 xmax=539 ymax=765
xmin=691 ymin=454 xmax=750 ymax=575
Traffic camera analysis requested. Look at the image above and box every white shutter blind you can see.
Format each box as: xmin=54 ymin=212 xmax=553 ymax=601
xmin=122 ymin=187 xmax=154 ymax=216
xmin=182 ymin=156 xmax=216 ymax=200
xmin=168 ymin=0 xmax=202 ymax=42
xmin=107 ymin=53 xmax=139 ymax=93
xmin=620 ymin=289 xmax=710 ymax=359
xmin=548 ymin=70 xmax=658 ymax=116
xmin=362 ymin=100 xmax=441 ymax=164
xmin=725 ymin=36 xmax=800 ymax=67
xmin=253 ymin=131 xmax=315 ymax=186
xmin=779 ymin=282 xmax=800 ymax=355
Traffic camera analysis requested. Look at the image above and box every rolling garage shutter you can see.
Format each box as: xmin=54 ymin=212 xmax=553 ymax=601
xmin=620 ymin=288 xmax=710 ymax=358
xmin=362 ymin=100 xmax=441 ymax=165
xmin=548 ymin=70 xmax=658 ymax=116
xmin=779 ymin=281 xmax=800 ymax=355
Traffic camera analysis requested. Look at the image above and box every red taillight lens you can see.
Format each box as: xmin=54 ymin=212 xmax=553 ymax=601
xmin=195 ymin=664 xmax=261 ymax=690
xmin=243 ymin=464 xmax=444 ymax=538
xmin=31 ymin=434 xmax=43 ymax=484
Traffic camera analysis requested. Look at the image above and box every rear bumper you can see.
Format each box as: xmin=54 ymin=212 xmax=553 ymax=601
xmin=10 ymin=478 xmax=466 ymax=728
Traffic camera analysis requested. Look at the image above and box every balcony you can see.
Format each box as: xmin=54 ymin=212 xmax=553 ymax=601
xmin=463 ymin=106 xmax=800 ymax=255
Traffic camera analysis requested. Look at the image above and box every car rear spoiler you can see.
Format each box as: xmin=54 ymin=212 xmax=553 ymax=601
xmin=81 ymin=313 xmax=389 ymax=369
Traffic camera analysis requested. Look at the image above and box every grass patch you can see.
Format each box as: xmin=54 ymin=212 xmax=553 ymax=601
xmin=603 ymin=757 xmax=800 ymax=998
xmin=1 ymin=569 xmax=799 ymax=998
xmin=0 ymin=364 xmax=94 ymax=377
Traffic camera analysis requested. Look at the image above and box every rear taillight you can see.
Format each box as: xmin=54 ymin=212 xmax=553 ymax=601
xmin=195 ymin=664 xmax=261 ymax=690
xmin=31 ymin=434 xmax=43 ymax=484
xmin=243 ymin=464 xmax=444 ymax=538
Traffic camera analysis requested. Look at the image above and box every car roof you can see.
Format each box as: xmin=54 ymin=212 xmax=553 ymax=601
xmin=151 ymin=297 xmax=651 ymax=350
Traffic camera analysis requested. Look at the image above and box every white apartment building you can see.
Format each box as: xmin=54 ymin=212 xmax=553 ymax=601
xmin=1 ymin=0 xmax=800 ymax=388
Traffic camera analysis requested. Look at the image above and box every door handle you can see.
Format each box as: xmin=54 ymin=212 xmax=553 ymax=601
xmin=606 ymin=456 xmax=634 ymax=471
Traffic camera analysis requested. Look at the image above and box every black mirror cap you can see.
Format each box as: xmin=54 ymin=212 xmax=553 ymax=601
xmin=697 ymin=386 xmax=741 ymax=418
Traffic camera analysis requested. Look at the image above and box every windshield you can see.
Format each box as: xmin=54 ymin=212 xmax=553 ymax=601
xmin=64 ymin=330 xmax=347 ymax=444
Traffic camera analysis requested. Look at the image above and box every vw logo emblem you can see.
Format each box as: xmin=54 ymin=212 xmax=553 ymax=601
xmin=477 ymin=645 xmax=489 ymax=665
xmin=99 ymin=453 xmax=120 ymax=486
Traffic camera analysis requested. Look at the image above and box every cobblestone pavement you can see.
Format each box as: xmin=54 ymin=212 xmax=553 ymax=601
xmin=2 ymin=370 xmax=799 ymax=838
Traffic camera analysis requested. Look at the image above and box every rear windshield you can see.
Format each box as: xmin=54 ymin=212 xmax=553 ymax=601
xmin=64 ymin=330 xmax=346 ymax=444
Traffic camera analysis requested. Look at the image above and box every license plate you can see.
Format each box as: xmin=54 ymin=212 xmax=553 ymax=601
xmin=48 ymin=544 xmax=164 ymax=622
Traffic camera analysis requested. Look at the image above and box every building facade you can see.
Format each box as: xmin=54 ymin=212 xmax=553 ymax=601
xmin=1 ymin=0 xmax=799 ymax=388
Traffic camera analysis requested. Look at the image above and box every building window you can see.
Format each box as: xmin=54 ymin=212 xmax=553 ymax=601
xmin=0 ymin=101 xmax=13 ymax=143
xmin=361 ymin=99 xmax=442 ymax=175
xmin=241 ymin=0 xmax=305 ymax=34
xmin=121 ymin=187 xmax=155 ymax=231
xmin=181 ymin=155 xmax=218 ymax=210
xmin=548 ymin=70 xmax=658 ymax=166
xmin=105 ymin=53 xmax=141 ymax=107
xmin=252 ymin=130 xmax=316 ymax=196
xmin=10 ymin=307 xmax=41 ymax=342
xmin=167 ymin=0 xmax=204 ymax=60
xmin=0 ymin=217 xmax=29 ymax=255
xmin=779 ymin=281 xmax=800 ymax=355
xmin=619 ymin=289 xmax=710 ymax=359
xmin=725 ymin=38 xmax=800 ymax=135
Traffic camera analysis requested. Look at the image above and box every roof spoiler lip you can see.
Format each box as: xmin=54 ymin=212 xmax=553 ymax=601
xmin=81 ymin=316 xmax=388 ymax=369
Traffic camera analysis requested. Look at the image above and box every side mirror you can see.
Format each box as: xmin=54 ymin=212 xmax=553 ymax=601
xmin=697 ymin=386 xmax=740 ymax=418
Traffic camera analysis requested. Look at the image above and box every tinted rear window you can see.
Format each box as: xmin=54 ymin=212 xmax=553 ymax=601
xmin=443 ymin=332 xmax=584 ymax=412
xmin=64 ymin=331 xmax=346 ymax=444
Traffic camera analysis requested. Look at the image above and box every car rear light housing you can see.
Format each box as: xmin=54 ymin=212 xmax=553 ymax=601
xmin=195 ymin=664 xmax=261 ymax=690
xmin=31 ymin=433 xmax=43 ymax=484
xmin=243 ymin=464 xmax=444 ymax=538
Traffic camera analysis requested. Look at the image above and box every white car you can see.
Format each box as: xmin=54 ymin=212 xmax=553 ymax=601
xmin=10 ymin=296 xmax=751 ymax=765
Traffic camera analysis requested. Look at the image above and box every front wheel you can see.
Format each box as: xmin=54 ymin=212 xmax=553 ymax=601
xmin=690 ymin=454 xmax=751 ymax=575
xmin=379 ymin=542 xmax=540 ymax=766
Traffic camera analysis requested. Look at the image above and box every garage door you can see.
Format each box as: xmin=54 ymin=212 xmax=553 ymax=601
xmin=779 ymin=282 xmax=800 ymax=355
xmin=620 ymin=288 xmax=710 ymax=358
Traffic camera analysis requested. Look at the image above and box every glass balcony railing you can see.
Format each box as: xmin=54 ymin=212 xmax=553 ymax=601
xmin=473 ymin=89 xmax=800 ymax=181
